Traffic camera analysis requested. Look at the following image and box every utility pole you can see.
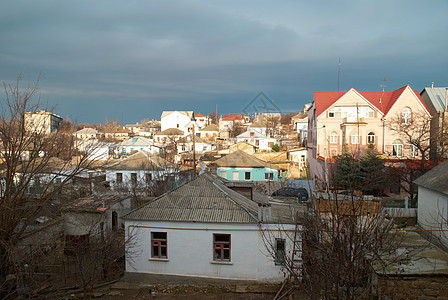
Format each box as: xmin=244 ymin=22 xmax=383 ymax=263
xmin=192 ymin=120 xmax=197 ymax=177
xmin=337 ymin=57 xmax=341 ymax=92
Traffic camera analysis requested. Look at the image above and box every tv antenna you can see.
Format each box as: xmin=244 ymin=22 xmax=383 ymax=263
xmin=337 ymin=57 xmax=341 ymax=92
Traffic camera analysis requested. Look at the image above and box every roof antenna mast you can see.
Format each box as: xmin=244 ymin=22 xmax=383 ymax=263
xmin=337 ymin=57 xmax=341 ymax=92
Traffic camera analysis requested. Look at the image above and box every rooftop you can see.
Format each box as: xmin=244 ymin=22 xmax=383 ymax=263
xmin=123 ymin=172 xmax=299 ymax=224
xmin=314 ymin=85 xmax=430 ymax=118
xmin=212 ymin=150 xmax=280 ymax=170
xmin=105 ymin=151 xmax=174 ymax=170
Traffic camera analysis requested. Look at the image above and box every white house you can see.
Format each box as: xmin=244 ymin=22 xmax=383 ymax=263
xmin=236 ymin=129 xmax=277 ymax=151
xmin=119 ymin=136 xmax=161 ymax=155
xmin=154 ymin=128 xmax=184 ymax=144
xmin=287 ymin=148 xmax=307 ymax=164
xmin=63 ymin=194 xmax=133 ymax=236
xmin=177 ymin=135 xmax=214 ymax=154
xmin=105 ymin=151 xmax=177 ymax=191
xmin=85 ymin=142 xmax=113 ymax=161
xmin=161 ymin=111 xmax=194 ymax=133
xmin=194 ymin=113 xmax=209 ymax=128
xmin=199 ymin=124 xmax=219 ymax=141
xmin=414 ymin=160 xmax=448 ymax=248
xmin=123 ymin=173 xmax=298 ymax=282
xmin=74 ymin=128 xmax=102 ymax=140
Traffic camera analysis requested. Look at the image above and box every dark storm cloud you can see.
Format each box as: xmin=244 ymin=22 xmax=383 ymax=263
xmin=0 ymin=0 xmax=447 ymax=123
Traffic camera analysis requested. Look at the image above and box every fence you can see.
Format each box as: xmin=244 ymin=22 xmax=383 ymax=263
xmin=382 ymin=197 xmax=418 ymax=218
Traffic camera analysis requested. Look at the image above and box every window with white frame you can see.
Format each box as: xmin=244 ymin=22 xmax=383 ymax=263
xmin=402 ymin=107 xmax=412 ymax=124
xmin=367 ymin=132 xmax=375 ymax=144
xmin=220 ymin=171 xmax=227 ymax=178
xmin=392 ymin=140 xmax=403 ymax=157
xmin=351 ymin=132 xmax=360 ymax=144
xmin=232 ymin=171 xmax=239 ymax=180
xmin=265 ymin=173 xmax=274 ymax=180
xmin=409 ymin=144 xmax=419 ymax=157
xmin=328 ymin=106 xmax=375 ymax=119
xmin=330 ymin=132 xmax=338 ymax=144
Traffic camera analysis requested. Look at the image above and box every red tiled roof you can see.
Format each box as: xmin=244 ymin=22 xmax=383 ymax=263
xmin=195 ymin=113 xmax=205 ymax=118
xmin=221 ymin=114 xmax=244 ymax=121
xmin=314 ymin=85 xmax=430 ymax=118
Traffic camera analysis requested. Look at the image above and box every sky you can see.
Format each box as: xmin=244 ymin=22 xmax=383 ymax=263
xmin=1 ymin=0 xmax=447 ymax=124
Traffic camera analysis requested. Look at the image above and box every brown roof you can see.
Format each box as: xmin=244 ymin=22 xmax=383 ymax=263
xmin=155 ymin=128 xmax=184 ymax=136
xmin=105 ymin=151 xmax=174 ymax=170
xmin=212 ymin=150 xmax=280 ymax=170
xmin=17 ymin=157 xmax=75 ymax=173
xmin=200 ymin=124 xmax=219 ymax=132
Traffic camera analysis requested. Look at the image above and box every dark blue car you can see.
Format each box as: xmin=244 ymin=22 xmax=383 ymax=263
xmin=271 ymin=187 xmax=309 ymax=201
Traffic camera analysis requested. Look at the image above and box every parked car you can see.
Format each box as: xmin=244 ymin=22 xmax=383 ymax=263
xmin=271 ymin=187 xmax=309 ymax=201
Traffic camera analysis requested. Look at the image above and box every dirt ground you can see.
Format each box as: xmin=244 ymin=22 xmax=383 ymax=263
xmin=57 ymin=283 xmax=282 ymax=299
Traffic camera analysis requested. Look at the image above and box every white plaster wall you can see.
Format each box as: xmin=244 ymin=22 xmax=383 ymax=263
xmin=125 ymin=220 xmax=297 ymax=281
xmin=106 ymin=169 xmax=165 ymax=190
xmin=418 ymin=187 xmax=448 ymax=246
xmin=161 ymin=112 xmax=191 ymax=132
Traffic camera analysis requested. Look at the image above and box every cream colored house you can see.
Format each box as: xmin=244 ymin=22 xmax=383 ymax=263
xmin=25 ymin=110 xmax=63 ymax=135
xmin=307 ymin=85 xmax=431 ymax=181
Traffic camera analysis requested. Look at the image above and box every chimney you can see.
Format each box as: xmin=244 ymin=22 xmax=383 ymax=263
xmin=258 ymin=203 xmax=272 ymax=222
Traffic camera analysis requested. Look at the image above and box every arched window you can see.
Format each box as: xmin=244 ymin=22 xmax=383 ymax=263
xmin=393 ymin=139 xmax=403 ymax=157
xmin=330 ymin=132 xmax=338 ymax=144
xmin=402 ymin=107 xmax=411 ymax=124
xmin=351 ymin=132 xmax=360 ymax=145
xmin=367 ymin=132 xmax=375 ymax=144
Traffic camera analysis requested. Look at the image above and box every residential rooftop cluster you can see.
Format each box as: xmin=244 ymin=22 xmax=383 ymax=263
xmin=4 ymin=84 xmax=448 ymax=298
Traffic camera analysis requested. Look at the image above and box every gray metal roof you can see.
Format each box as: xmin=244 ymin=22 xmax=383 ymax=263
xmin=422 ymin=87 xmax=448 ymax=114
xmin=123 ymin=173 xmax=261 ymax=223
xmin=414 ymin=160 xmax=448 ymax=196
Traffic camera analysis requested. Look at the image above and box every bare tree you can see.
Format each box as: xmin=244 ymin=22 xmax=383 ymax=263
xmin=0 ymin=75 xmax=95 ymax=298
xmin=207 ymin=112 xmax=220 ymax=125
xmin=265 ymin=193 xmax=404 ymax=300
xmin=228 ymin=121 xmax=245 ymax=138
xmin=387 ymin=111 xmax=441 ymax=199
xmin=265 ymin=115 xmax=280 ymax=138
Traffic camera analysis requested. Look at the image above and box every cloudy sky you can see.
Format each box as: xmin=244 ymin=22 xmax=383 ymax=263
xmin=1 ymin=0 xmax=447 ymax=124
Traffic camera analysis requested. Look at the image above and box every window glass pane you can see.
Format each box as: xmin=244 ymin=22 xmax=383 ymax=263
xmin=161 ymin=247 xmax=167 ymax=257
xmin=215 ymin=235 xmax=230 ymax=242
xmin=275 ymin=239 xmax=286 ymax=265
xmin=152 ymin=232 xmax=166 ymax=239
xmin=223 ymin=250 xmax=230 ymax=260
xmin=153 ymin=245 xmax=159 ymax=257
